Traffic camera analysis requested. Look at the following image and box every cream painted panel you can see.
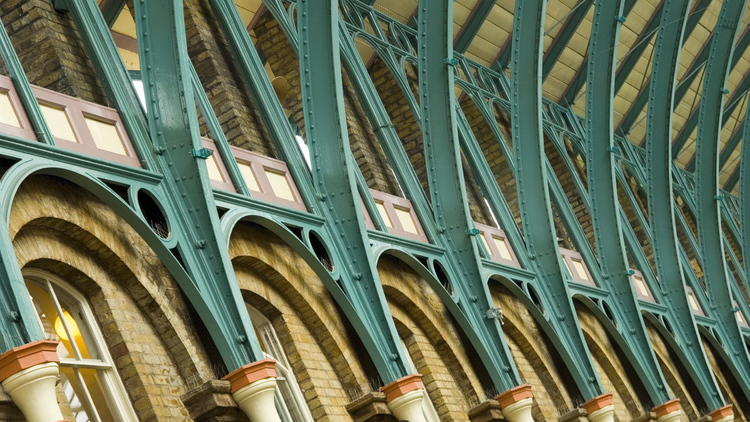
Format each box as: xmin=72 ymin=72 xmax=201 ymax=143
xmin=85 ymin=116 xmax=128 ymax=155
xmin=375 ymin=201 xmax=393 ymax=228
xmin=394 ymin=206 xmax=418 ymax=234
xmin=0 ymin=91 xmax=21 ymax=128
xmin=238 ymin=162 xmax=261 ymax=192
xmin=41 ymin=104 xmax=77 ymax=142
xmin=265 ymin=169 xmax=296 ymax=201
xmin=206 ymin=155 xmax=225 ymax=182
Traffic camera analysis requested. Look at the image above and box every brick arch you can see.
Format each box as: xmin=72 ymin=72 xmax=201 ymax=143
xmin=699 ymin=331 xmax=750 ymax=421
xmin=489 ymin=281 xmax=577 ymax=421
xmin=377 ymin=254 xmax=486 ymax=421
xmin=574 ymin=304 xmax=643 ymax=421
xmin=643 ymin=317 xmax=703 ymax=420
xmin=10 ymin=177 xmax=217 ymax=420
xmin=229 ymin=221 xmax=373 ymax=419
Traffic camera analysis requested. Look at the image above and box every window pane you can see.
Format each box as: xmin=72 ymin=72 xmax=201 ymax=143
xmin=570 ymin=259 xmax=589 ymax=281
xmin=79 ymin=368 xmax=116 ymax=422
xmin=58 ymin=366 xmax=95 ymax=422
xmin=53 ymin=286 xmax=100 ymax=360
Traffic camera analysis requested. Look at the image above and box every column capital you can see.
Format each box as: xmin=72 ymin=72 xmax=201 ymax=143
xmin=495 ymin=384 xmax=534 ymax=422
xmin=653 ymin=399 xmax=682 ymax=422
xmin=709 ymin=405 xmax=734 ymax=422
xmin=380 ymin=373 xmax=424 ymax=402
xmin=582 ymin=393 xmax=615 ymax=422
xmin=495 ymin=384 xmax=533 ymax=409
xmin=0 ymin=340 xmax=59 ymax=383
xmin=222 ymin=358 xmax=277 ymax=393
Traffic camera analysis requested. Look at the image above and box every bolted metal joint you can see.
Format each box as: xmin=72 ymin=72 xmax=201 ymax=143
xmin=191 ymin=148 xmax=214 ymax=159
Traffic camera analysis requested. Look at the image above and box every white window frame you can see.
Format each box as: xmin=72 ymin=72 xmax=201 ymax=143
xmin=23 ymin=268 xmax=138 ymax=422
xmin=246 ymin=306 xmax=314 ymax=422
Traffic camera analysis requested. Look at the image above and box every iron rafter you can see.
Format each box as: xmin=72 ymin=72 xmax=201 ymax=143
xmin=584 ymin=0 xmax=671 ymax=406
xmin=644 ymin=0 xmax=726 ymax=411
xmin=693 ymin=0 xmax=750 ymax=400
xmin=510 ymin=0 xmax=603 ymax=399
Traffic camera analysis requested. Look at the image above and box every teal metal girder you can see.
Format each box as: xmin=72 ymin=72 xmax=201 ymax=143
xmin=693 ymin=0 xmax=750 ymax=400
xmin=542 ymin=0 xmax=594 ymax=79
xmin=454 ymin=0 xmax=495 ymax=54
xmin=718 ymin=124 xmax=744 ymax=172
xmin=741 ymin=106 xmax=750 ymax=286
xmin=297 ymin=0 xmax=408 ymax=382
xmin=584 ymin=0 xmax=669 ymax=405
xmin=644 ymin=0 xmax=725 ymax=411
xmin=0 ymin=17 xmax=54 ymax=146
xmin=510 ymin=0 xmax=602 ymax=399
xmin=134 ymin=0 xmax=264 ymax=369
xmin=418 ymin=0 xmax=520 ymax=390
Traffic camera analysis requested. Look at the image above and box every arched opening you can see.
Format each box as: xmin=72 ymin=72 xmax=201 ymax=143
xmin=136 ymin=188 xmax=169 ymax=239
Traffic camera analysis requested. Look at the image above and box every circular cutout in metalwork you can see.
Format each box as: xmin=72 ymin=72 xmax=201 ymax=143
xmin=137 ymin=189 xmax=169 ymax=239
xmin=526 ymin=283 xmax=544 ymax=313
xmin=433 ymin=261 xmax=453 ymax=295
xmin=309 ymin=230 xmax=334 ymax=272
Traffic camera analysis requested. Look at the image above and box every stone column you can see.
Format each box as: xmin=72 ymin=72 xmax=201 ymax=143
xmin=582 ymin=393 xmax=615 ymax=422
xmin=0 ymin=340 xmax=64 ymax=422
xmin=223 ymin=358 xmax=282 ymax=422
xmin=708 ymin=405 xmax=734 ymax=422
xmin=381 ymin=374 xmax=428 ymax=422
xmin=653 ymin=399 xmax=682 ymax=422
xmin=496 ymin=384 xmax=534 ymax=422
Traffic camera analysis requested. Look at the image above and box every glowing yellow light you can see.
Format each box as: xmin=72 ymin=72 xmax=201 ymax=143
xmin=54 ymin=311 xmax=81 ymax=342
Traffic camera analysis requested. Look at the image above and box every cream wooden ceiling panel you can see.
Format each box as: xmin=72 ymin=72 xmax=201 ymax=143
xmin=374 ymin=0 xmax=416 ymax=24
xmin=112 ymin=5 xmax=136 ymax=38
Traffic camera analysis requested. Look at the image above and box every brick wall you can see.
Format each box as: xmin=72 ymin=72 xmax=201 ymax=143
xmin=184 ymin=0 xmax=277 ymax=157
xmin=8 ymin=176 xmax=217 ymax=421
xmin=1 ymin=0 xmax=106 ymax=104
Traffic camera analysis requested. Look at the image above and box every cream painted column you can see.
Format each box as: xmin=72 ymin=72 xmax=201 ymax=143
xmin=223 ymin=358 xmax=282 ymax=422
xmin=497 ymin=384 xmax=534 ymax=422
xmin=381 ymin=374 xmax=428 ymax=422
xmin=0 ymin=340 xmax=64 ymax=422
xmin=582 ymin=393 xmax=615 ymax=422
xmin=653 ymin=399 xmax=682 ymax=422
xmin=709 ymin=405 xmax=735 ymax=422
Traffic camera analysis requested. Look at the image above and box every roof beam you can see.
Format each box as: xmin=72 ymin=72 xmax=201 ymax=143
xmin=643 ymin=0 xmax=726 ymax=410
xmin=740 ymin=106 xmax=750 ymax=280
xmin=418 ymin=0 xmax=522 ymax=392
xmin=584 ymin=0 xmax=672 ymax=405
xmin=510 ymin=0 xmax=604 ymax=400
xmin=561 ymin=0 xmax=637 ymax=104
xmin=618 ymin=27 xmax=713 ymax=136
xmin=542 ymin=0 xmax=594 ymax=79
xmin=673 ymin=27 xmax=750 ymax=158
xmin=298 ymin=0 xmax=411 ymax=383
xmin=454 ymin=0 xmax=495 ymax=54
xmin=613 ymin=0 xmax=664 ymax=94
xmin=693 ymin=0 xmax=750 ymax=400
